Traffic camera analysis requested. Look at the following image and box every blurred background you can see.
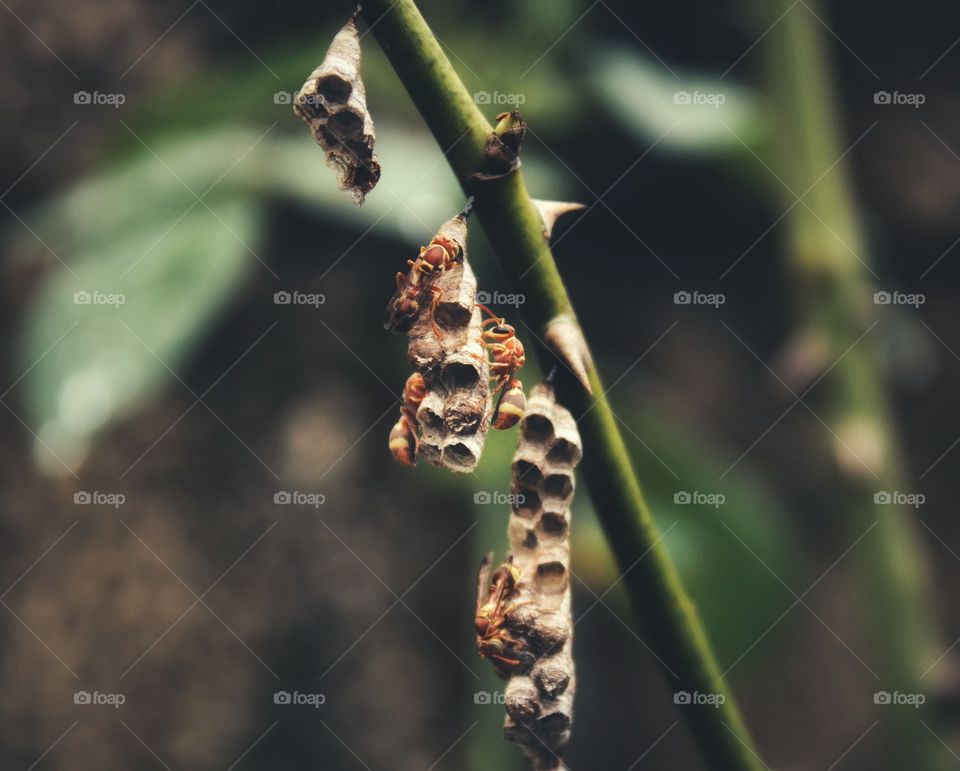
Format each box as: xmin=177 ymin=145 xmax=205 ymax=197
xmin=2 ymin=0 xmax=959 ymax=768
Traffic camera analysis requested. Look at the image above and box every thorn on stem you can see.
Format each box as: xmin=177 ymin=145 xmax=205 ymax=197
xmin=544 ymin=315 xmax=593 ymax=395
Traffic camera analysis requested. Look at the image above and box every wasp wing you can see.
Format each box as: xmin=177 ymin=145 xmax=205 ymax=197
xmin=383 ymin=291 xmax=406 ymax=331
xmin=476 ymin=551 xmax=494 ymax=609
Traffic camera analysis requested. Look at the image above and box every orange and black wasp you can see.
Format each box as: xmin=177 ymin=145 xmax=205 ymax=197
xmin=475 ymin=552 xmax=533 ymax=677
xmin=384 ymin=235 xmax=463 ymax=336
xmin=477 ymin=304 xmax=527 ymax=430
xmin=385 ymin=199 xmax=474 ymax=336
xmin=388 ymin=371 xmax=427 ymax=467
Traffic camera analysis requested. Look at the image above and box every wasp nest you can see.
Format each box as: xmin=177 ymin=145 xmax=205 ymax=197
xmin=503 ymin=383 xmax=581 ymax=770
xmin=294 ymin=13 xmax=380 ymax=205
xmin=406 ymin=215 xmax=489 ymax=473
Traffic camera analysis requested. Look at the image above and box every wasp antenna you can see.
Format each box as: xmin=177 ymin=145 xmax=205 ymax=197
xmin=459 ymin=195 xmax=476 ymax=220
xmin=475 ymin=301 xmax=499 ymax=321
xmin=399 ymin=232 xmax=488 ymax=472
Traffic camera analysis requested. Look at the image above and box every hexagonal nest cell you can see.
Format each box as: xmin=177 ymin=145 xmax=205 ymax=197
xmin=511 ymin=487 xmax=542 ymax=519
xmin=293 ymin=15 xmax=380 ymax=205
xmin=403 ymin=216 xmax=490 ymax=473
xmin=501 ymin=382 xmax=582 ymax=769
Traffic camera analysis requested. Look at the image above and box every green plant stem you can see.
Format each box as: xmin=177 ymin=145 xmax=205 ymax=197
xmin=762 ymin=1 xmax=945 ymax=767
xmin=362 ymin=2 xmax=765 ymax=769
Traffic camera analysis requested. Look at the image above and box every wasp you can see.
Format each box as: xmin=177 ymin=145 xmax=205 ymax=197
xmin=475 ymin=552 xmax=533 ymax=676
xmin=388 ymin=371 xmax=427 ymax=467
xmin=385 ymin=235 xmax=463 ymax=336
xmin=477 ymin=304 xmax=527 ymax=430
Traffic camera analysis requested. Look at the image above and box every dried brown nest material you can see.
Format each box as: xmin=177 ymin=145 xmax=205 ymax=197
xmin=502 ymin=383 xmax=582 ymax=770
xmin=474 ymin=110 xmax=525 ymax=181
xmin=294 ymin=14 xmax=380 ymax=205
xmin=397 ymin=214 xmax=490 ymax=472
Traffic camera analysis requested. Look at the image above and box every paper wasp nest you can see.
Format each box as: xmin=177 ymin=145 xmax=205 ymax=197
xmin=294 ymin=14 xmax=380 ymax=205
xmin=407 ymin=216 xmax=490 ymax=473
xmin=504 ymin=383 xmax=581 ymax=770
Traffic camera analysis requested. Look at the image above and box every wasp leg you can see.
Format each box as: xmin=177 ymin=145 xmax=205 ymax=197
xmin=501 ymin=599 xmax=533 ymax=616
xmin=428 ymin=285 xmax=444 ymax=340
xmin=481 ymin=377 xmax=510 ymax=427
xmin=487 ymin=380 xmax=509 ymax=424
xmin=480 ymin=316 xmax=507 ymax=333
xmin=476 ymin=302 xmax=506 ymax=325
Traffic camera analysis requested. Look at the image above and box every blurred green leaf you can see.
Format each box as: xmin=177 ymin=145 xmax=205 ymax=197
xmin=588 ymin=46 xmax=772 ymax=155
xmin=468 ymin=384 xmax=801 ymax=672
xmin=571 ymin=400 xmax=803 ymax=672
xmin=21 ymin=196 xmax=260 ymax=474
xmin=13 ymin=117 xmax=569 ymax=474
